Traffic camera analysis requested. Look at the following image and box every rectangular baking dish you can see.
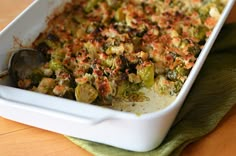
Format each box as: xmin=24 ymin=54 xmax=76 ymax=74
xmin=0 ymin=0 xmax=235 ymax=152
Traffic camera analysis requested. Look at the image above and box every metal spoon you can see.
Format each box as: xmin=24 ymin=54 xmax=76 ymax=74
xmin=0 ymin=48 xmax=46 ymax=84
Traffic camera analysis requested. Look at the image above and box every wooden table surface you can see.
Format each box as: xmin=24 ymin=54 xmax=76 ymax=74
xmin=0 ymin=1 xmax=236 ymax=156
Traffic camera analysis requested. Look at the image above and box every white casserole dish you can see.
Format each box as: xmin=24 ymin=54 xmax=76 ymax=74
xmin=0 ymin=0 xmax=235 ymax=152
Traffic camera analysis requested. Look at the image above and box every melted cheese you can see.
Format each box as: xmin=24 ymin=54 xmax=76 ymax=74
xmin=111 ymin=88 xmax=176 ymax=114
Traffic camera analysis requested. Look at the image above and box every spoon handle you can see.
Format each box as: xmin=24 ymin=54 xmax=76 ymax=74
xmin=0 ymin=70 xmax=8 ymax=78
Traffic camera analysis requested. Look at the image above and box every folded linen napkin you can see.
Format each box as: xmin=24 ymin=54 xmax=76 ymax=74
xmin=67 ymin=23 xmax=236 ymax=156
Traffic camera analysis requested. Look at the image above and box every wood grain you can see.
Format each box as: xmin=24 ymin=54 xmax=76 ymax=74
xmin=0 ymin=1 xmax=235 ymax=156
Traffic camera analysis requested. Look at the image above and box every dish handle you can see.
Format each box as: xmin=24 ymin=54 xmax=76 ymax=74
xmin=0 ymin=98 xmax=111 ymax=125
xmin=0 ymin=85 xmax=114 ymax=126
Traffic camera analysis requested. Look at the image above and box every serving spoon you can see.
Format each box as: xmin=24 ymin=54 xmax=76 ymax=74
xmin=0 ymin=49 xmax=46 ymax=84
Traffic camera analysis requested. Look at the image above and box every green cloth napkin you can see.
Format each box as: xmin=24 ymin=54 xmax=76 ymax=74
xmin=66 ymin=23 xmax=236 ymax=156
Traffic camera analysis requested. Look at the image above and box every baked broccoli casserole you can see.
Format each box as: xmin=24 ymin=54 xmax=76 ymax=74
xmin=17 ymin=0 xmax=226 ymax=113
